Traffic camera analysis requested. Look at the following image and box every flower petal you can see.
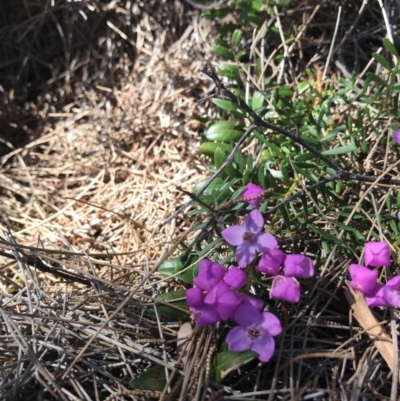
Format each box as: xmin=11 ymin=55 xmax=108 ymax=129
xmin=236 ymin=242 xmax=257 ymax=268
xmin=257 ymin=248 xmax=284 ymax=275
xmin=240 ymin=294 xmax=264 ymax=311
xmin=191 ymin=305 xmax=220 ymax=327
xmin=365 ymin=284 xmax=388 ymax=307
xmin=226 ymin=326 xmax=252 ymax=352
xmin=364 ymin=241 xmax=390 ymax=267
xmin=186 ymin=287 xmax=204 ymax=307
xmin=242 ymin=183 xmax=264 ymax=207
xmin=243 ymin=209 xmax=264 ymax=234
xmin=251 ymin=331 xmax=275 ymax=362
xmin=224 ymin=267 xmax=247 ymax=288
xmin=194 ymin=259 xmax=225 ymax=291
xmin=260 ymin=312 xmax=282 ymax=336
xmin=283 ymin=254 xmax=314 ymax=278
xmin=204 ymin=281 xmax=242 ymax=320
xmin=254 ymin=232 xmax=278 ymax=254
xmin=222 ymin=225 xmax=246 ymax=246
xmin=349 ymin=264 xmax=378 ymax=294
xmin=383 ymin=275 xmax=400 ymax=307
xmin=270 ymin=276 xmax=301 ymax=303
xmin=393 ymin=131 xmax=400 ymax=144
xmin=233 ymin=304 xmax=263 ymax=326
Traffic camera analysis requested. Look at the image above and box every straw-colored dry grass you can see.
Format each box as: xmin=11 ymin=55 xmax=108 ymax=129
xmin=1 ymin=0 xmax=400 ymax=400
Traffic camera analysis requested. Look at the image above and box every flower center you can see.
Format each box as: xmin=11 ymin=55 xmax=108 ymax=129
xmin=248 ymin=326 xmax=261 ymax=340
xmin=243 ymin=232 xmax=253 ymax=241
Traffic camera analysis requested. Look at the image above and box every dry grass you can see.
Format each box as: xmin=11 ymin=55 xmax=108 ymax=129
xmin=1 ymin=0 xmax=400 ymax=400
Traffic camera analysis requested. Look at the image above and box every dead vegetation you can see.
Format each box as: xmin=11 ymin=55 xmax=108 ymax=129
xmin=1 ymin=0 xmax=400 ymax=400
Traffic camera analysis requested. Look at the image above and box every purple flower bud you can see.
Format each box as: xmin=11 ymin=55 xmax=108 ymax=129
xmin=383 ymin=275 xmax=400 ymax=307
xmin=283 ymin=254 xmax=314 ymax=278
xmin=364 ymin=241 xmax=390 ymax=267
xmin=270 ymin=275 xmax=301 ymax=303
xmin=257 ymin=248 xmax=286 ymax=275
xmin=365 ymin=284 xmax=388 ymax=307
xmin=193 ymin=259 xmax=225 ymax=291
xmin=204 ymin=281 xmax=243 ymax=320
xmin=242 ymin=183 xmax=264 ymax=207
xmin=186 ymin=287 xmax=204 ymax=307
xmin=190 ymin=304 xmax=221 ymax=327
xmin=349 ymin=264 xmax=378 ymax=294
xmin=393 ymin=131 xmax=400 ymax=144
xmin=240 ymin=293 xmax=264 ymax=311
xmin=224 ymin=267 xmax=247 ymax=289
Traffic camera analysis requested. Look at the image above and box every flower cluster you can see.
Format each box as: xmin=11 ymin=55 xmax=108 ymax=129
xmin=186 ymin=183 xmax=315 ymax=362
xmin=348 ymin=241 xmax=400 ymax=307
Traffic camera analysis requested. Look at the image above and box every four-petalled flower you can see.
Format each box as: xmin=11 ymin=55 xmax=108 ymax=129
xmin=222 ymin=209 xmax=278 ymax=268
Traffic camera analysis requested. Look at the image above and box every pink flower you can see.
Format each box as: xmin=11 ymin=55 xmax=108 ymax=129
xmin=283 ymin=254 xmax=314 ymax=278
xmin=222 ymin=209 xmax=278 ymax=268
xmin=240 ymin=293 xmax=264 ymax=311
xmin=393 ymin=131 xmax=400 ymax=144
xmin=190 ymin=304 xmax=221 ymax=327
xmin=186 ymin=287 xmax=204 ymax=307
xmin=270 ymin=275 xmax=301 ymax=303
xmin=257 ymin=248 xmax=286 ymax=275
xmin=349 ymin=264 xmax=378 ymax=294
xmin=383 ymin=276 xmax=400 ymax=307
xmin=224 ymin=267 xmax=247 ymax=289
xmin=193 ymin=259 xmax=225 ymax=291
xmin=226 ymin=304 xmax=282 ymax=362
xmin=204 ymin=281 xmax=243 ymax=320
xmin=364 ymin=242 xmax=390 ymax=267
xmin=242 ymin=183 xmax=264 ymax=207
xmin=365 ymin=284 xmax=388 ymax=307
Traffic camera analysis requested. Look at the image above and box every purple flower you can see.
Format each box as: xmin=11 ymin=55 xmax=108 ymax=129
xmin=191 ymin=304 xmax=221 ymax=327
xmin=240 ymin=293 xmax=264 ymax=311
xmin=365 ymin=284 xmax=388 ymax=307
xmin=270 ymin=275 xmax=301 ymax=303
xmin=224 ymin=267 xmax=247 ymax=289
xmin=393 ymin=131 xmax=400 ymax=144
xmin=383 ymin=276 xmax=400 ymax=307
xmin=226 ymin=304 xmax=282 ymax=362
xmin=242 ymin=183 xmax=264 ymax=207
xmin=222 ymin=209 xmax=278 ymax=268
xmin=364 ymin=242 xmax=390 ymax=267
xmin=204 ymin=281 xmax=243 ymax=320
xmin=348 ymin=264 xmax=378 ymax=294
xmin=257 ymin=248 xmax=286 ymax=275
xmin=186 ymin=287 xmax=204 ymax=307
xmin=193 ymin=259 xmax=225 ymax=291
xmin=283 ymin=254 xmax=314 ymax=278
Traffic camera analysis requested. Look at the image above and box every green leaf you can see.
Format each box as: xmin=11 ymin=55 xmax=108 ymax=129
xmin=322 ymin=145 xmax=357 ymax=155
xmin=130 ymin=366 xmax=168 ymax=391
xmin=320 ymin=126 xmax=346 ymax=142
xmin=251 ymin=91 xmax=264 ymax=110
xmin=218 ymin=64 xmax=241 ymax=81
xmin=276 ymin=86 xmax=294 ymax=96
xmin=198 ymin=142 xmax=233 ymax=158
xmin=366 ymin=72 xmax=387 ymax=88
xmin=212 ymin=350 xmax=255 ymax=382
xmin=372 ymin=52 xmax=392 ymax=70
xmin=383 ymin=38 xmax=400 ymax=59
xmin=235 ymin=50 xmax=246 ymax=60
xmin=231 ymin=29 xmax=242 ymax=46
xmin=156 ymin=290 xmax=189 ymax=321
xmin=214 ymin=147 xmax=239 ymax=178
xmin=205 ymin=121 xmax=244 ymax=142
xmin=158 ymin=257 xmax=197 ymax=285
xmin=212 ymin=46 xmax=234 ymax=60
xmin=212 ymin=99 xmax=246 ymax=118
